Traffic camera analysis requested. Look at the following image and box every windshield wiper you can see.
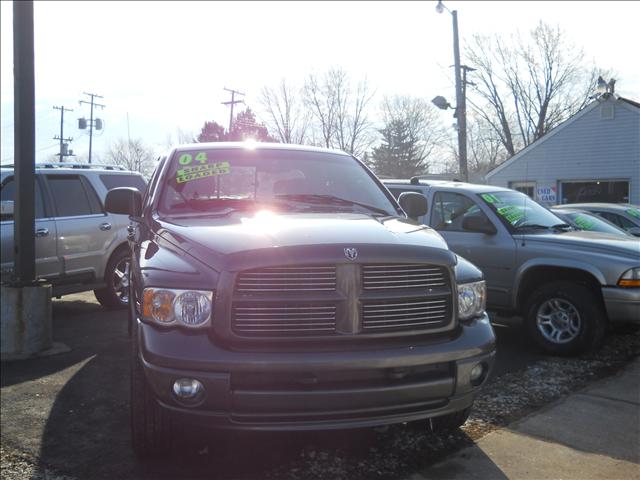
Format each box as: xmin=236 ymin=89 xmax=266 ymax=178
xmin=514 ymin=223 xmax=572 ymax=232
xmin=276 ymin=194 xmax=393 ymax=216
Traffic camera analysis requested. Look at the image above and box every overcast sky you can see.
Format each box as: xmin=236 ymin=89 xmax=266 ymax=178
xmin=1 ymin=1 xmax=639 ymax=165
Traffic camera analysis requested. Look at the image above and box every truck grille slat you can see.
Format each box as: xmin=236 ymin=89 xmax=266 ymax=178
xmin=233 ymin=304 xmax=337 ymax=336
xmin=362 ymin=297 xmax=451 ymax=332
xmin=236 ymin=266 xmax=337 ymax=294
xmin=362 ymin=264 xmax=448 ymax=290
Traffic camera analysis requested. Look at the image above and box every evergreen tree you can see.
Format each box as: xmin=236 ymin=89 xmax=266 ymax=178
xmin=196 ymin=108 xmax=277 ymax=144
xmin=370 ymin=119 xmax=427 ymax=178
xmin=196 ymin=120 xmax=226 ymax=142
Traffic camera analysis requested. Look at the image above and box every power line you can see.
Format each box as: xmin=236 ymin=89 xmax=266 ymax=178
xmin=53 ymin=105 xmax=73 ymax=161
xmin=221 ymin=87 xmax=245 ymax=132
xmin=79 ymin=92 xmax=105 ymax=164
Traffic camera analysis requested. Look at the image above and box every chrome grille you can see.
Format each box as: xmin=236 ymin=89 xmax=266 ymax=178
xmin=236 ymin=266 xmax=336 ymax=294
xmin=362 ymin=264 xmax=447 ymax=290
xmin=362 ymin=298 xmax=450 ymax=332
xmin=233 ymin=304 xmax=337 ymax=336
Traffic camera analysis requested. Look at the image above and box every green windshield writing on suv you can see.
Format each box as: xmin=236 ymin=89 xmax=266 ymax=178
xmin=480 ymin=191 xmax=565 ymax=230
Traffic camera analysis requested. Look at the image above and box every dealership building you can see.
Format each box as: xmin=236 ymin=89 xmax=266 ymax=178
xmin=485 ymin=94 xmax=640 ymax=206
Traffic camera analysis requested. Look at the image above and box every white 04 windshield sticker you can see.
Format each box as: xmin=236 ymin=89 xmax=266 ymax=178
xmin=176 ymin=162 xmax=231 ymax=183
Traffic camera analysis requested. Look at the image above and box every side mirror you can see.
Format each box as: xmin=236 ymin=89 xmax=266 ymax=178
xmin=105 ymin=187 xmax=142 ymax=217
xmin=398 ymin=192 xmax=428 ymax=221
xmin=462 ymin=215 xmax=497 ymax=235
xmin=0 ymin=200 xmax=14 ymax=220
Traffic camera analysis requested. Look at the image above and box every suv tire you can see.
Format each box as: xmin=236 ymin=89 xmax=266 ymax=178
xmin=524 ymin=282 xmax=606 ymax=356
xmin=130 ymin=324 xmax=172 ymax=457
xmin=94 ymin=247 xmax=130 ymax=309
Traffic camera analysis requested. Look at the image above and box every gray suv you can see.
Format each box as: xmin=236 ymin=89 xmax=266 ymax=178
xmin=384 ymin=178 xmax=640 ymax=356
xmin=0 ymin=163 xmax=147 ymax=308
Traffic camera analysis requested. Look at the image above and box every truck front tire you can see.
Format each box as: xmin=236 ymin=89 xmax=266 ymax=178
xmin=524 ymin=282 xmax=606 ymax=356
xmin=130 ymin=326 xmax=172 ymax=457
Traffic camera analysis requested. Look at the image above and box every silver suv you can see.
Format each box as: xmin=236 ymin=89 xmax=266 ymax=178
xmin=383 ymin=178 xmax=640 ymax=356
xmin=0 ymin=163 xmax=147 ymax=309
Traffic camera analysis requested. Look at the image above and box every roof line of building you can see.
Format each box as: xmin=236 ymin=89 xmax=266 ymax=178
xmin=485 ymin=95 xmax=639 ymax=179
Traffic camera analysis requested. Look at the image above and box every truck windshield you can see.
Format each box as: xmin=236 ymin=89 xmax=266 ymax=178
xmin=479 ymin=191 xmax=567 ymax=231
xmin=157 ymin=148 xmax=398 ymax=217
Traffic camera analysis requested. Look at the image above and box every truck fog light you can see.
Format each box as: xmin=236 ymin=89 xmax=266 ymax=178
xmin=172 ymin=378 xmax=205 ymax=404
xmin=470 ymin=363 xmax=486 ymax=386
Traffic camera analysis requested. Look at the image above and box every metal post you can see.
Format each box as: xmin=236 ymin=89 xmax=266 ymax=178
xmin=13 ymin=0 xmax=36 ymax=285
xmin=451 ymin=10 xmax=468 ymax=182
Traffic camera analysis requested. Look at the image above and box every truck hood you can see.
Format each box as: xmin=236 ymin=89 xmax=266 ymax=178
xmin=519 ymin=230 xmax=640 ymax=260
xmin=156 ymin=212 xmax=453 ymax=265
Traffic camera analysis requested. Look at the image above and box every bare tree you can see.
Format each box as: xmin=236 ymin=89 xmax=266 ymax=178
xmin=106 ymin=138 xmax=156 ymax=177
xmin=259 ymin=79 xmax=309 ymax=144
xmin=303 ymin=67 xmax=376 ymax=157
xmin=383 ymin=95 xmax=447 ymax=170
xmin=466 ymin=21 xmax=603 ymax=157
xmin=164 ymin=127 xmax=196 ymax=148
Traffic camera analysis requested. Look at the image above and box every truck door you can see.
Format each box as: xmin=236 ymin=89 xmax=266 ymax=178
xmin=429 ymin=191 xmax=517 ymax=309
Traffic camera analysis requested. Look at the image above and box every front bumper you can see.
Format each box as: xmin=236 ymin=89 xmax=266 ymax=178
xmin=138 ymin=313 xmax=496 ymax=431
xmin=602 ymin=287 xmax=640 ymax=324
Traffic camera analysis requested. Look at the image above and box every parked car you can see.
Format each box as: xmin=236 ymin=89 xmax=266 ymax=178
xmin=553 ymin=203 xmax=640 ymax=237
xmin=105 ymin=142 xmax=496 ymax=457
xmin=383 ymin=178 xmax=640 ymax=356
xmin=0 ymin=163 xmax=147 ymax=308
xmin=550 ymin=207 xmax=634 ymax=238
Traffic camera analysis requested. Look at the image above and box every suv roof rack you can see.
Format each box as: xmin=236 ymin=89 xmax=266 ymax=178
xmin=1 ymin=163 xmax=127 ymax=171
xmin=409 ymin=175 xmax=462 ymax=185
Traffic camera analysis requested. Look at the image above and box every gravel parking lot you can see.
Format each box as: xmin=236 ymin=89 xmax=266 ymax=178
xmin=1 ymin=292 xmax=638 ymax=480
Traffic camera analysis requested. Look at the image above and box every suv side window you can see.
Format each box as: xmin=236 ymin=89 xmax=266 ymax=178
xmin=47 ymin=175 xmax=103 ymax=217
xmin=597 ymin=211 xmax=635 ymax=229
xmin=431 ymin=191 xmax=490 ymax=232
xmin=0 ymin=176 xmax=46 ymax=219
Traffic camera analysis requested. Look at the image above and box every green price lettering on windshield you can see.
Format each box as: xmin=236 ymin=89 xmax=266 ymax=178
xmin=175 ymin=161 xmax=231 ymax=183
xmin=497 ymin=205 xmax=525 ymax=225
xmin=481 ymin=194 xmax=501 ymax=204
xmin=626 ymin=209 xmax=640 ymax=219
xmin=195 ymin=152 xmax=208 ymax=164
xmin=573 ymin=215 xmax=594 ymax=230
xmin=179 ymin=154 xmax=193 ymax=165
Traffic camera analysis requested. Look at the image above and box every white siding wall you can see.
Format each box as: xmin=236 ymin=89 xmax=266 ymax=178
xmin=486 ymin=99 xmax=640 ymax=205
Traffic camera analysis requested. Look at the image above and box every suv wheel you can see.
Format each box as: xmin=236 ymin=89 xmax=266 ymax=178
xmin=94 ymin=248 xmax=130 ymax=309
xmin=524 ymin=282 xmax=606 ymax=356
xmin=130 ymin=325 xmax=171 ymax=457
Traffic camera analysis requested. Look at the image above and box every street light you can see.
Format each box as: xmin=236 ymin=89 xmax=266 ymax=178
xmin=435 ymin=0 xmax=468 ymax=182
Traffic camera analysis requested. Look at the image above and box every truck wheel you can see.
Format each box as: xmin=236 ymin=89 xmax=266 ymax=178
xmin=130 ymin=326 xmax=171 ymax=457
xmin=524 ymin=282 xmax=606 ymax=356
xmin=94 ymin=248 xmax=130 ymax=309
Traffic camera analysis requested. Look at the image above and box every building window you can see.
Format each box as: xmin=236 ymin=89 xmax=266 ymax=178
xmin=559 ymin=180 xmax=629 ymax=204
xmin=508 ymin=181 xmax=535 ymax=199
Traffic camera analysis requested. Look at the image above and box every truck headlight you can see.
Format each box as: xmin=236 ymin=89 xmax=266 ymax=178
xmin=618 ymin=268 xmax=640 ymax=288
xmin=143 ymin=288 xmax=213 ymax=328
xmin=457 ymin=281 xmax=486 ymax=321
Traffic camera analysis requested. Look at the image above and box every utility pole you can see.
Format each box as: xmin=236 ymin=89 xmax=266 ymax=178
xmin=221 ymin=87 xmax=245 ymax=133
xmin=53 ymin=105 xmax=73 ymax=162
xmin=79 ymin=92 xmax=105 ymax=164
xmin=451 ymin=10 xmax=468 ymax=183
